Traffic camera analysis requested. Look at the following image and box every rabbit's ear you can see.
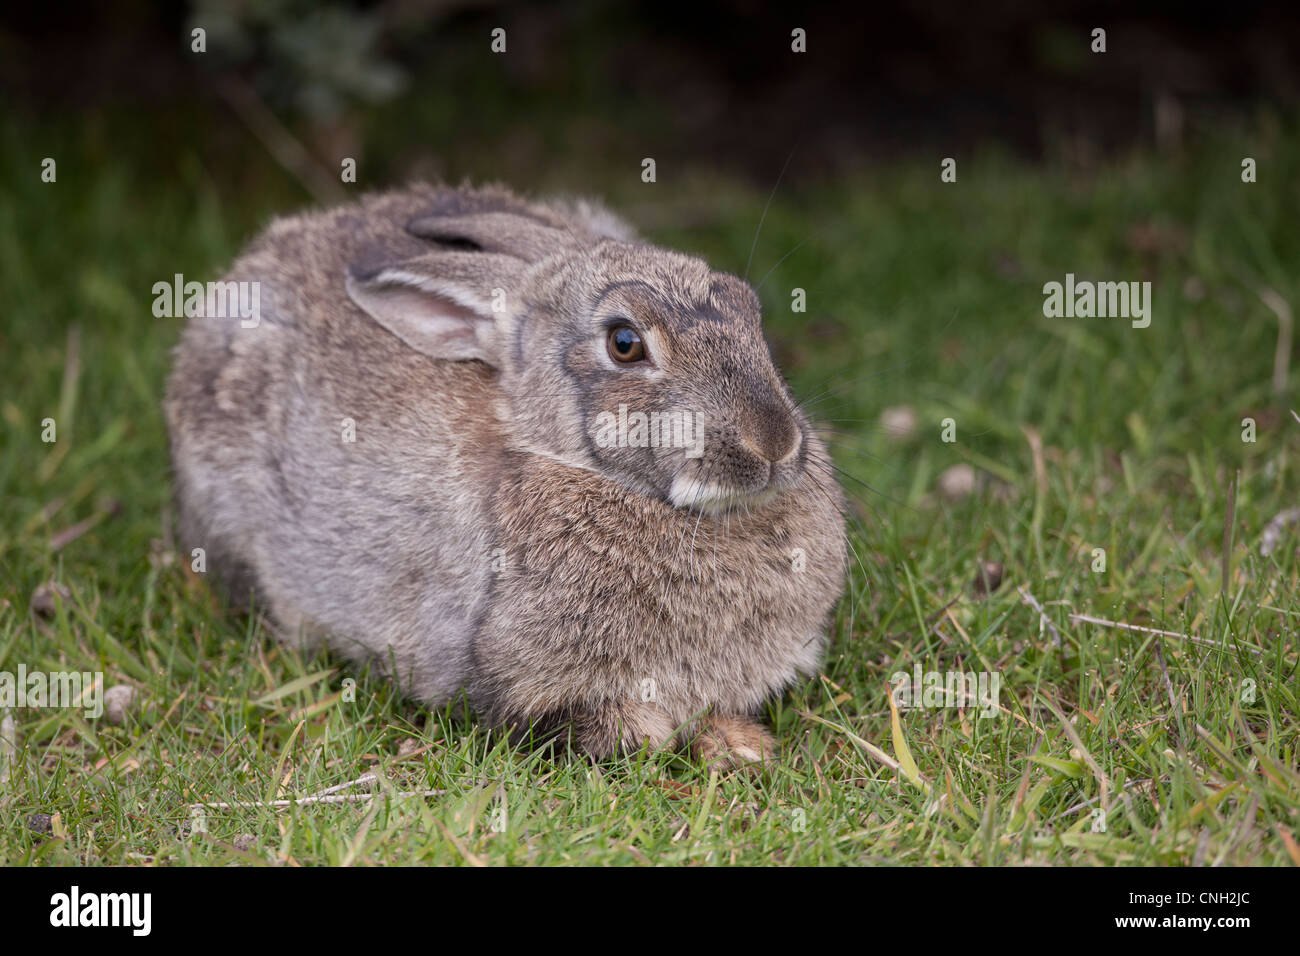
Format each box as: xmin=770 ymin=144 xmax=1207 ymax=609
xmin=345 ymin=264 xmax=508 ymax=365
xmin=407 ymin=213 xmax=570 ymax=263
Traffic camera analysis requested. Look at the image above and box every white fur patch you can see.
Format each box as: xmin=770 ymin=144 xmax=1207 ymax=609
xmin=668 ymin=475 xmax=779 ymax=513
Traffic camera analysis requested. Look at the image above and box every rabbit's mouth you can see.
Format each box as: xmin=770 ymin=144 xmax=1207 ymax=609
xmin=667 ymin=474 xmax=786 ymax=514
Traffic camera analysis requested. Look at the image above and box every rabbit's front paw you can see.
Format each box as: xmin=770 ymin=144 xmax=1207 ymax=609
xmin=574 ymin=700 xmax=678 ymax=760
xmin=690 ymin=714 xmax=777 ymax=770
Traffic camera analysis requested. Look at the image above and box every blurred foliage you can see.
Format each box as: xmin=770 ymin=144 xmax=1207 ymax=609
xmin=189 ymin=0 xmax=409 ymax=120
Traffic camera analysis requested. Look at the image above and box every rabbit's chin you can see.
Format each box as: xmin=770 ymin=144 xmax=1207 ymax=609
xmin=667 ymin=474 xmax=784 ymax=515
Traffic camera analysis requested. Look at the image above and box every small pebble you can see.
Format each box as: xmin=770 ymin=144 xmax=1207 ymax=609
xmin=31 ymin=581 xmax=72 ymax=617
xmin=971 ymin=560 xmax=1005 ymax=597
xmin=104 ymin=684 xmax=138 ymax=725
xmin=880 ymin=405 xmax=917 ymax=440
xmin=1182 ymin=276 xmax=1206 ymax=301
xmin=938 ymin=464 xmax=976 ymax=500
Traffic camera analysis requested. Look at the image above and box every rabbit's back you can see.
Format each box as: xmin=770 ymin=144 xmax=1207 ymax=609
xmin=165 ymin=185 xmax=518 ymax=701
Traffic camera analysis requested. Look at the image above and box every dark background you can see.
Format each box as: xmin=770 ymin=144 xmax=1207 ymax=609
xmin=4 ymin=0 xmax=1298 ymax=189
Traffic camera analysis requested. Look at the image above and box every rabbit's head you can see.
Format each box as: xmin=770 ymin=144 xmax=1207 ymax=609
xmin=346 ymin=198 xmax=810 ymax=514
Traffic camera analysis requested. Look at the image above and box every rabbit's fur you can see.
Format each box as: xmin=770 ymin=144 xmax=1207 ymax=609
xmin=165 ymin=182 xmax=847 ymax=766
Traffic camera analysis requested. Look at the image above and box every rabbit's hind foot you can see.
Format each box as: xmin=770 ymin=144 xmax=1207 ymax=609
xmin=688 ymin=714 xmax=777 ymax=771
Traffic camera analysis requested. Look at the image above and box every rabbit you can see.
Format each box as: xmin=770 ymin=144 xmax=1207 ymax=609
xmin=164 ymin=182 xmax=848 ymax=767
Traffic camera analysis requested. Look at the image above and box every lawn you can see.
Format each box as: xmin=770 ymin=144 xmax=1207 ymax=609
xmin=0 ymin=106 xmax=1298 ymax=866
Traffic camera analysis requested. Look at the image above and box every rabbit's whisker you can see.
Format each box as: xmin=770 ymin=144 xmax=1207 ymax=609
xmin=744 ymin=146 xmax=796 ymax=282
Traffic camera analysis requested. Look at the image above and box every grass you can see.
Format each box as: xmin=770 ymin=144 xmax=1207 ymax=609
xmin=0 ymin=103 xmax=1298 ymax=866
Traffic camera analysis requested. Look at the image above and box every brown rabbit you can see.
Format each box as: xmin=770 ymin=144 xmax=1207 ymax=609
xmin=164 ymin=182 xmax=847 ymax=767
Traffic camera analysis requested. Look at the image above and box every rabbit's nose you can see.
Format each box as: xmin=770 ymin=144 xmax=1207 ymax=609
xmin=741 ymin=400 xmax=801 ymax=463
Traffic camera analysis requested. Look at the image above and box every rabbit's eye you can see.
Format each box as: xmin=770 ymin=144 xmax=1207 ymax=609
xmin=607 ymin=325 xmax=647 ymax=364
